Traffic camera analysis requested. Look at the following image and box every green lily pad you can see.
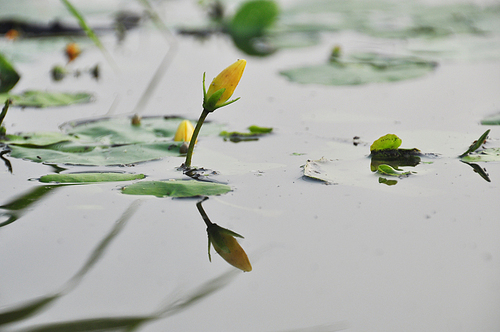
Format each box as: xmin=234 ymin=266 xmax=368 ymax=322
xmin=280 ymin=53 xmax=437 ymax=86
xmin=1 ymin=116 xmax=223 ymax=165
xmin=121 ymin=180 xmax=231 ymax=197
xmin=0 ymin=53 xmax=20 ymax=93
xmin=0 ymin=91 xmax=93 ymax=108
xmin=39 ymin=172 xmax=145 ymax=183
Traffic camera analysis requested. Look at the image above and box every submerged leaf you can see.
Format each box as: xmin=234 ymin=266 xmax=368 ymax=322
xmin=39 ymin=172 xmax=145 ymax=183
xmin=121 ymin=180 xmax=231 ymax=197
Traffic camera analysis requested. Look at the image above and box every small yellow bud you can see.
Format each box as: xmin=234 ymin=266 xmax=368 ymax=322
xmin=65 ymin=43 xmax=81 ymax=63
xmin=174 ymin=120 xmax=196 ymax=143
xmin=204 ymin=59 xmax=246 ymax=111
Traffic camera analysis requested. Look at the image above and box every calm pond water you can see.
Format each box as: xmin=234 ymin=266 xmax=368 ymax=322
xmin=1 ymin=0 xmax=500 ymax=331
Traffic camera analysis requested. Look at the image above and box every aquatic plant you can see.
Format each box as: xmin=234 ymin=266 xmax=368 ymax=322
xmin=183 ymin=59 xmax=246 ymax=168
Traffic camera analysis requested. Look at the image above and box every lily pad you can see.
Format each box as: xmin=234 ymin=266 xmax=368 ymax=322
xmin=121 ymin=180 xmax=231 ymax=197
xmin=1 ymin=116 xmax=223 ymax=165
xmin=280 ymin=53 xmax=437 ymax=86
xmin=0 ymin=91 xmax=93 ymax=108
xmin=39 ymin=172 xmax=146 ymax=183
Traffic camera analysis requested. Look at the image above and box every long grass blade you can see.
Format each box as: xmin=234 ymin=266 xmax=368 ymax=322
xmin=60 ymin=0 xmax=119 ymax=72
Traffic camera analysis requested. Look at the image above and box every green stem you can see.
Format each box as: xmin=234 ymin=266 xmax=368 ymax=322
xmin=184 ymin=108 xmax=209 ymax=168
xmin=196 ymin=196 xmax=212 ymax=227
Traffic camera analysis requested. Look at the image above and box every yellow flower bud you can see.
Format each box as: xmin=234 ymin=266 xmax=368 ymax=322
xmin=207 ymin=224 xmax=252 ymax=272
xmin=174 ymin=120 xmax=196 ymax=143
xmin=204 ymin=59 xmax=246 ymax=111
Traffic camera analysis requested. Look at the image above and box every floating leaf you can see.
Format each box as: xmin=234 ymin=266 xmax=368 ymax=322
xmin=282 ymin=1 xmax=500 ymax=39
xmin=121 ymin=180 xmax=231 ymax=197
xmin=280 ymin=53 xmax=437 ymax=85
xmin=370 ymin=134 xmax=402 ymax=152
xmin=481 ymin=113 xmax=500 ymax=125
xmin=0 ymin=116 xmax=223 ymax=165
xmin=377 ymin=164 xmax=412 ymax=177
xmin=0 ymin=91 xmax=93 ymax=108
xmin=459 ymin=129 xmax=490 ymax=157
xmin=39 ymin=172 xmax=145 ymax=183
xmin=219 ymin=125 xmax=273 ymax=142
xmin=460 ymin=148 xmax=500 ymax=163
xmin=0 ymin=53 xmax=20 ymax=93
xmin=248 ymin=125 xmax=273 ymax=134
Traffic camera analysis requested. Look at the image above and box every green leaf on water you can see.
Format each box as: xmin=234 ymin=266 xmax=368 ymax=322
xmin=460 ymin=147 xmax=500 ymax=163
xmin=0 ymin=91 xmax=93 ymax=108
xmin=39 ymin=172 xmax=145 ymax=183
xmin=459 ymin=129 xmax=490 ymax=157
xmin=377 ymin=164 xmax=412 ymax=177
xmin=370 ymin=134 xmax=402 ymax=152
xmin=121 ymin=180 xmax=231 ymax=197
xmin=0 ymin=116 xmax=223 ymax=165
xmin=248 ymin=125 xmax=273 ymax=134
xmin=481 ymin=113 xmax=500 ymax=125
xmin=219 ymin=125 xmax=273 ymax=142
xmin=0 ymin=53 xmax=20 ymax=93
xmin=280 ymin=53 xmax=437 ymax=86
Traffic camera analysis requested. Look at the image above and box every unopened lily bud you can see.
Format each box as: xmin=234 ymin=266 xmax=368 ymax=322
xmin=203 ymin=59 xmax=246 ymax=112
xmin=65 ymin=43 xmax=81 ymax=63
xmin=174 ymin=119 xmax=196 ymax=143
xmin=207 ymin=223 xmax=252 ymax=272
